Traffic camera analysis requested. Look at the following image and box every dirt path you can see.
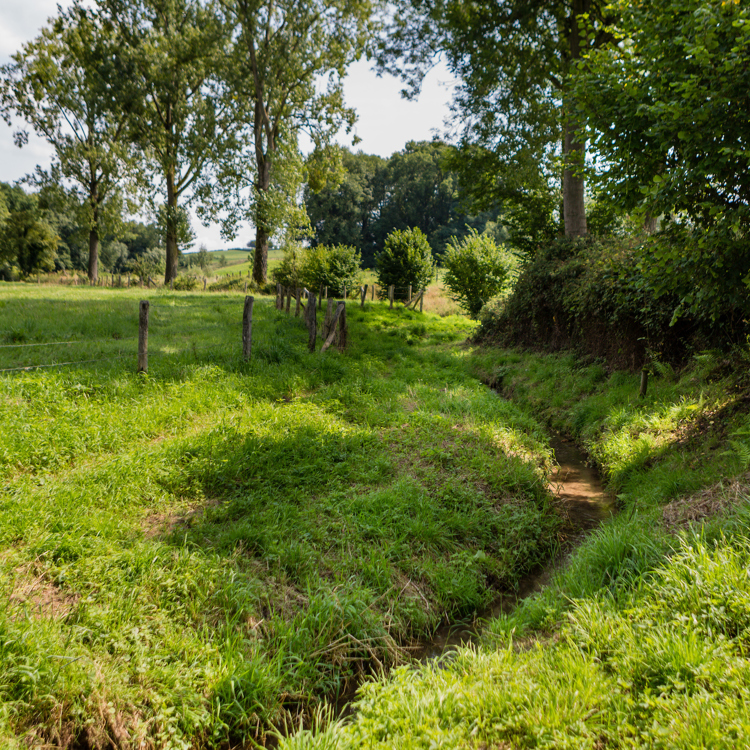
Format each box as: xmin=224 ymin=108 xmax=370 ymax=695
xmin=419 ymin=433 xmax=615 ymax=659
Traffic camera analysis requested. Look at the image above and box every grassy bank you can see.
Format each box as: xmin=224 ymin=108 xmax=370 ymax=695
xmin=286 ymin=347 xmax=750 ymax=748
xmin=0 ymin=286 xmax=560 ymax=747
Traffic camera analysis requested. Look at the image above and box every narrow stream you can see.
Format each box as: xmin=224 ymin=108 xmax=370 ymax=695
xmin=417 ymin=433 xmax=616 ymax=660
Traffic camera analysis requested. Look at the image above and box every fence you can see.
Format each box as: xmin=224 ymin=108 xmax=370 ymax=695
xmin=1 ymin=279 xmax=428 ymax=374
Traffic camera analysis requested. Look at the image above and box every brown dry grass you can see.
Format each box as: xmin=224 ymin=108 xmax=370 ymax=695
xmin=9 ymin=560 xmax=78 ymax=620
xmin=662 ymin=471 xmax=750 ymax=531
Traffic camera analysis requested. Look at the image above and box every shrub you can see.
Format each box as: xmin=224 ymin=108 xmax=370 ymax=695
xmin=173 ymin=274 xmax=200 ymax=291
xmin=442 ymin=228 xmax=518 ymax=318
xmin=270 ymin=245 xmax=304 ymax=289
xmin=375 ymin=227 xmax=433 ymax=301
xmin=301 ymin=244 xmax=362 ymax=297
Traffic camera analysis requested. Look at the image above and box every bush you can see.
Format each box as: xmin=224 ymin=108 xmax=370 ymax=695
xmin=301 ymin=244 xmax=362 ymax=297
xmin=375 ymin=227 xmax=433 ymax=301
xmin=442 ymin=228 xmax=518 ymax=318
xmin=272 ymin=244 xmax=362 ymax=298
xmin=173 ymin=275 xmax=200 ymax=291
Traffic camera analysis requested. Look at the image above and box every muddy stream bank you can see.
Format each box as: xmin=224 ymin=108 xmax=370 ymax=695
xmin=418 ymin=432 xmax=616 ymax=660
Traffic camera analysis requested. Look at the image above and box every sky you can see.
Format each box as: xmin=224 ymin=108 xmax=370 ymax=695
xmin=0 ymin=0 xmax=456 ymax=250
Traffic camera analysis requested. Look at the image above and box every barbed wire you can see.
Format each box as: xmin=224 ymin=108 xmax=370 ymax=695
xmin=0 ymin=353 xmax=132 ymax=374
xmin=0 ymin=337 xmax=138 ymax=349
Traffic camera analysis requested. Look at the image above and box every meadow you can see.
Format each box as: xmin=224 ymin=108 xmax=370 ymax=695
xmin=0 ymin=283 xmax=559 ymax=748
xmin=286 ymin=348 xmax=750 ymax=748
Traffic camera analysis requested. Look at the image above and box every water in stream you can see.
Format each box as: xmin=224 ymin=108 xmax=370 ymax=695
xmin=418 ymin=433 xmax=616 ymax=660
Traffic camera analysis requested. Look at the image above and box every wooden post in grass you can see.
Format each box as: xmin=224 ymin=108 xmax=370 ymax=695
xmin=343 ymin=284 xmax=346 ymax=300
xmin=361 ymin=285 xmax=367 ymax=308
xmin=285 ymin=287 xmax=292 ymax=313
xmin=338 ymin=302 xmax=347 ymax=351
xmin=170 ymin=278 xmax=174 ymax=291
xmin=138 ymin=300 xmax=149 ymax=373
xmin=242 ymin=296 xmax=254 ymax=360
xmin=323 ymin=298 xmax=334 ymax=340
xmin=203 ymin=278 xmax=207 ymax=291
xmin=244 ymin=280 xmax=247 ymax=294
xmin=321 ymin=302 xmax=345 ymax=352
xmin=275 ymin=283 xmax=281 ymax=309
xmin=318 ymin=284 xmax=323 ymax=309
xmin=294 ymin=288 xmax=301 ymax=317
xmin=408 ymin=284 xmax=412 ymax=303
xmin=420 ymin=288 xmax=424 ymax=313
xmin=639 ymin=369 xmax=648 ymax=398
xmin=389 ymin=285 xmax=394 ymax=309
xmin=306 ymin=293 xmax=317 ymax=352
xmin=371 ymin=284 xmax=375 ymax=301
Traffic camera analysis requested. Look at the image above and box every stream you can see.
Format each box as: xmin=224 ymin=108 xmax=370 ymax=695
xmin=417 ymin=433 xmax=616 ymax=660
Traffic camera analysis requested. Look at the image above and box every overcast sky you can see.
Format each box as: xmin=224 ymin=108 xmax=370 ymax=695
xmin=0 ymin=0 xmax=455 ymax=249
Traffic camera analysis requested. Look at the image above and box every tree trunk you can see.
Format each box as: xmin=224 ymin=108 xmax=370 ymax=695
xmin=563 ymin=119 xmax=587 ymax=238
xmin=252 ymin=154 xmax=272 ymax=285
xmin=562 ymin=0 xmax=589 ymax=239
xmin=164 ymin=168 xmax=179 ymax=284
xmin=88 ymin=226 xmax=99 ymax=283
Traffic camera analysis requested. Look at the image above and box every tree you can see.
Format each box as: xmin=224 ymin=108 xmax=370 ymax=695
xmin=0 ymin=183 xmax=58 ymax=275
xmin=375 ymin=227 xmax=433 ymax=299
xmin=378 ymin=1 xmax=617 ymax=238
xmin=100 ymin=0 xmax=239 ymax=283
xmin=574 ymin=0 xmax=750 ymax=323
xmin=0 ymin=3 xmax=136 ymax=282
xmin=442 ymin=228 xmax=517 ymax=317
xmin=220 ymin=0 xmax=375 ymax=284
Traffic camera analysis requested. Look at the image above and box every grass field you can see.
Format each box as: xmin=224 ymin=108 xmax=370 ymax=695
xmin=285 ymin=348 xmax=750 ymax=748
xmin=0 ymin=284 xmax=560 ymax=747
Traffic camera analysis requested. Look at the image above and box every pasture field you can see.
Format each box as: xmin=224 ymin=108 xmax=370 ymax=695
xmin=287 ymin=348 xmax=750 ymax=748
xmin=0 ymin=284 xmax=560 ymax=748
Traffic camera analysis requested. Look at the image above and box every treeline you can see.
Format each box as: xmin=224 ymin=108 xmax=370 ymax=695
xmin=304 ymin=141 xmax=504 ymax=268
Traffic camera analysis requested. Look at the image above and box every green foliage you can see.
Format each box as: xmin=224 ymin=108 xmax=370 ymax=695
xmin=375 ymin=227 xmax=434 ymax=300
xmin=300 ymin=244 xmax=362 ymax=297
xmin=305 ymin=142 xmax=507 ymax=267
xmin=574 ymin=0 xmax=750 ymax=323
xmin=0 ymin=183 xmax=58 ymax=275
xmin=442 ymin=228 xmax=518 ymax=318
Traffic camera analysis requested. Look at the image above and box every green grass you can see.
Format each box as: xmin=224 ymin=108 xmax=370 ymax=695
xmin=0 ymin=285 xmax=561 ymax=747
xmin=284 ymin=346 xmax=750 ymax=749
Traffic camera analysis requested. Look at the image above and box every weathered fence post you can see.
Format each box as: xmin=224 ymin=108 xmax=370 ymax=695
xmin=343 ymin=284 xmax=346 ymax=300
xmin=138 ymin=300 xmax=149 ymax=373
xmin=408 ymin=284 xmax=412 ymax=303
xmin=244 ymin=280 xmax=248 ymax=294
xmin=295 ymin=288 xmax=302 ymax=317
xmin=306 ymin=293 xmax=317 ymax=352
xmin=203 ymin=278 xmax=207 ymax=291
xmin=242 ymin=296 xmax=254 ymax=360
xmin=371 ymin=284 xmax=375 ymax=301
xmin=389 ymin=285 xmax=394 ymax=309
xmin=320 ymin=302 xmax=346 ymax=353
xmin=420 ymin=288 xmax=424 ymax=313
xmin=337 ymin=302 xmax=348 ymax=352
xmin=361 ymin=285 xmax=367 ymax=308
xmin=323 ymin=298 xmax=334 ymax=340
xmin=285 ymin=287 xmax=292 ymax=313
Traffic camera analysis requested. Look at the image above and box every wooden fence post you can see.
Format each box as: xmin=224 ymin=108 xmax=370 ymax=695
xmin=138 ymin=300 xmax=149 ymax=373
xmin=320 ymin=302 xmax=346 ymax=353
xmin=323 ymin=298 xmax=334 ymax=340
xmin=244 ymin=280 xmax=248 ymax=294
xmin=371 ymin=284 xmax=375 ymax=301
xmin=361 ymin=285 xmax=367 ymax=308
xmin=389 ymin=285 xmax=394 ymax=309
xmin=285 ymin=287 xmax=292 ymax=313
xmin=306 ymin=293 xmax=317 ymax=352
xmin=420 ymin=288 xmax=424 ymax=313
xmin=170 ymin=278 xmax=174 ymax=290
xmin=343 ymin=284 xmax=346 ymax=300
xmin=639 ymin=369 xmax=648 ymax=398
xmin=337 ymin=302 xmax=348 ymax=351
xmin=294 ymin=288 xmax=301 ymax=317
xmin=243 ymin=296 xmax=254 ymax=360
xmin=408 ymin=284 xmax=412 ymax=303
xmin=203 ymin=278 xmax=207 ymax=291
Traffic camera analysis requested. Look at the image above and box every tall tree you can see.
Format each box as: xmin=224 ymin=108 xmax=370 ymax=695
xmin=378 ymin=0 xmax=616 ymax=238
xmin=0 ymin=3 xmax=136 ymax=282
xmin=220 ymin=0 xmax=375 ymax=284
xmin=101 ymin=0 xmax=239 ymax=283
